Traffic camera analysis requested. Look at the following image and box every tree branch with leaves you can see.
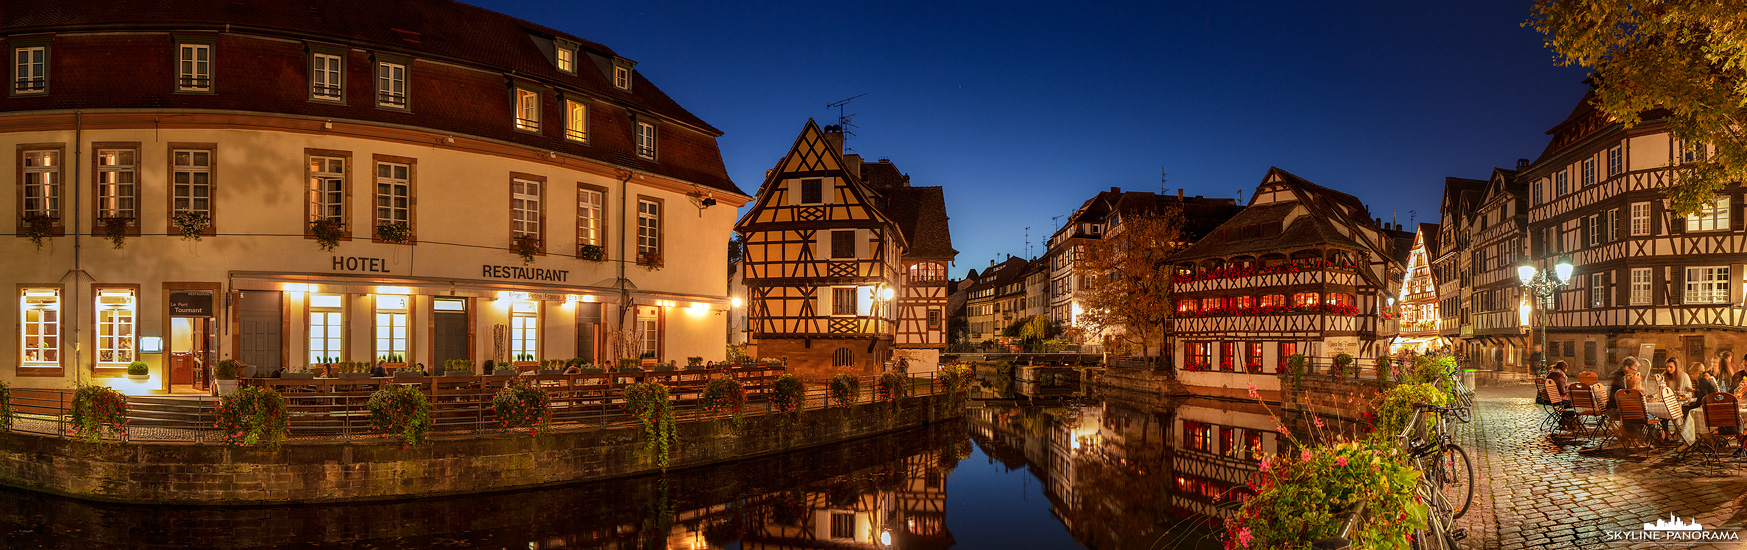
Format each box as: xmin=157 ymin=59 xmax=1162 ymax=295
xmin=1076 ymin=208 xmax=1186 ymax=356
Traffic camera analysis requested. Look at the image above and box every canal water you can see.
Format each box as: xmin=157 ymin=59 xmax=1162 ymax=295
xmin=0 ymin=375 xmax=1256 ymax=549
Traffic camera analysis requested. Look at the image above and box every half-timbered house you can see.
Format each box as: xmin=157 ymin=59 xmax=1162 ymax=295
xmin=1467 ymin=167 xmax=1532 ymax=371
xmin=1168 ymin=167 xmax=1408 ymax=399
xmin=1523 ymin=90 xmax=1747 ymax=370
xmin=734 ymin=121 xmax=954 ymax=377
xmin=1433 ymin=177 xmax=1487 ymax=358
xmin=1392 ymin=224 xmax=1445 ymax=353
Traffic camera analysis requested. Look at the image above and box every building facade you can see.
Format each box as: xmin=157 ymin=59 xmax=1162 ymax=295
xmin=1433 ymin=177 xmax=1486 ymax=361
xmin=2 ymin=0 xmax=747 ymax=391
xmin=1391 ymin=223 xmax=1444 ymax=353
xmin=1465 ymin=168 xmax=1531 ymax=371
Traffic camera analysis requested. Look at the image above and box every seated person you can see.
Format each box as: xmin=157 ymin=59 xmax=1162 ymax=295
xmin=371 ymin=361 xmax=389 ymax=378
xmin=562 ymin=363 xmax=582 ymax=375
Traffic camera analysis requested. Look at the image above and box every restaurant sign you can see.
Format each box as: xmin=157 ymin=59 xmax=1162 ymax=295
xmin=169 ymin=290 xmax=214 ymax=317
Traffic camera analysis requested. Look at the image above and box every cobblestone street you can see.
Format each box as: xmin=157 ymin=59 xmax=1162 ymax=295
xmin=1460 ymin=384 xmax=1747 ymax=550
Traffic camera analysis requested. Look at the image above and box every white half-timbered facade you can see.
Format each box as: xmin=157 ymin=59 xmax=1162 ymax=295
xmin=1467 ymin=168 xmax=1531 ymax=371
xmin=1391 ymin=223 xmax=1445 ymax=353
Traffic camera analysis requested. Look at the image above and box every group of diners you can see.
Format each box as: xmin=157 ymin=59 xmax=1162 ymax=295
xmin=1539 ymin=352 xmax=1747 ymax=458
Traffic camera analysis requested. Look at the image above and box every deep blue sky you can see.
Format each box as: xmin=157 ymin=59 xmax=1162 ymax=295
xmin=478 ymin=0 xmax=1588 ymax=274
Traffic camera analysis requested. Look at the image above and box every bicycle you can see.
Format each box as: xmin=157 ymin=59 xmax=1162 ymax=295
xmin=1397 ymin=401 xmax=1475 ymax=549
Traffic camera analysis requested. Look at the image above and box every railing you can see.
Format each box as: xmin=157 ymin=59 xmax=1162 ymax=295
xmin=2 ymin=367 xmax=954 ymax=444
xmin=1174 ymin=269 xmax=1358 ymax=293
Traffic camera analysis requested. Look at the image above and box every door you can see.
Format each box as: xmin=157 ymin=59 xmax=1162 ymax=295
xmin=433 ymin=298 xmax=469 ymax=368
xmin=1684 ymin=336 xmax=1705 ymax=367
xmin=237 ymin=291 xmax=282 ymax=372
xmin=576 ymin=302 xmax=601 ymax=363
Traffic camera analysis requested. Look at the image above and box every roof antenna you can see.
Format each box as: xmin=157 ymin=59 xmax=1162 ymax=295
xmin=1237 ymin=188 xmax=1243 ymax=206
xmin=1160 ymin=168 xmax=1170 ymax=195
xmin=1024 ymin=227 xmax=1031 ymax=259
xmin=825 ymin=94 xmax=866 ymax=152
xmin=1392 ymin=208 xmax=1398 ymax=229
xmin=1409 ymin=210 xmax=1417 ymax=227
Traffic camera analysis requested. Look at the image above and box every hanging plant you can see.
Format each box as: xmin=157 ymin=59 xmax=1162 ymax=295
xmin=366 ymin=384 xmax=433 ymax=448
xmin=493 ymin=381 xmax=552 ymax=436
xmin=938 ymin=365 xmax=975 ymax=408
xmin=578 ymin=243 xmax=606 ymax=262
xmin=624 ymin=382 xmax=677 ymax=470
xmin=172 ymin=211 xmax=209 ymax=241
xmin=828 ymin=374 xmax=860 ymax=409
xmin=0 ymin=381 xmax=13 ymax=432
xmin=701 ymin=378 xmax=746 ymax=428
xmin=1332 ymin=353 xmax=1354 ymax=379
xmin=21 ymin=215 xmax=54 ymax=251
xmin=876 ymin=371 xmax=907 ymax=403
xmin=98 ymin=217 xmax=131 ymax=249
xmin=376 ymin=221 xmax=411 ymax=244
xmin=769 ymin=374 xmax=805 ymax=416
xmin=1286 ymin=353 xmax=1307 ymax=387
xmin=310 ymin=219 xmax=345 ymax=251
xmin=213 ymin=386 xmax=288 ymax=448
xmin=70 ymin=384 xmax=129 ymax=443
xmin=637 ymin=250 xmax=664 ymax=270
xmin=511 ymin=234 xmax=541 ymax=265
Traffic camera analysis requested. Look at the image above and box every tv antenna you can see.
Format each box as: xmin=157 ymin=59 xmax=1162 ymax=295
xmin=1160 ymin=168 xmax=1171 ymax=195
xmin=825 ymin=94 xmax=865 ymax=151
xmin=1024 ymin=227 xmax=1031 ymax=258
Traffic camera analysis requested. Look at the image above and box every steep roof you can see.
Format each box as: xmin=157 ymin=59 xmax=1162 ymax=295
xmin=859 ymin=160 xmax=908 ymax=190
xmin=882 ymin=186 xmax=956 ymax=260
xmin=1171 ymin=203 xmax=1365 ymax=261
xmin=964 ymin=256 xmax=1030 ymax=294
xmin=1417 ymin=223 xmax=1442 ymax=259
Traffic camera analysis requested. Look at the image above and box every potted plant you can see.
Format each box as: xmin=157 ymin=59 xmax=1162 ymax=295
xmin=617 ymin=358 xmax=642 ymax=373
xmin=382 ymin=353 xmax=406 ymax=370
xmin=512 ymin=353 xmax=539 ymax=369
xmin=684 ymin=356 xmax=707 ymax=371
xmin=578 ymin=243 xmax=606 ymax=262
xmin=1332 ymin=353 xmax=1354 ymax=379
xmin=579 ymin=363 xmax=604 ymax=374
xmin=339 ymin=361 xmax=373 ymax=379
xmin=538 ymin=359 xmax=566 ymax=375
xmin=652 ymin=361 xmax=676 ymax=372
xmin=126 ymin=361 xmax=150 ymax=382
xmin=99 ymin=216 xmax=131 ymax=249
xmin=282 ymin=365 xmax=315 ymax=380
xmin=213 ymin=359 xmax=241 ymax=395
xmin=492 ymin=358 xmax=518 ymax=376
xmin=172 ymin=211 xmax=209 ymax=241
xmin=639 ymin=351 xmax=657 ymax=368
xmin=310 ymin=218 xmax=345 ymax=251
xmin=637 ymin=250 xmax=664 ymax=270
xmin=511 ymin=234 xmax=541 ymax=265
xmin=21 ymin=215 xmax=54 ymax=251
xmin=376 ymin=221 xmax=411 ymax=244
xmin=443 ymin=359 xmax=474 ymax=376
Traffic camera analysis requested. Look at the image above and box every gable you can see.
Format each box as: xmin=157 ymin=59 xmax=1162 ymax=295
xmin=734 ymin=120 xmax=904 ymax=248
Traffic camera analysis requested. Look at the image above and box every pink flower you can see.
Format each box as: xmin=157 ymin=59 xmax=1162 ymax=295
xmin=1259 ymin=456 xmax=1271 ymax=472
xmin=1300 ymin=450 xmax=1313 ymax=462
xmin=1235 ymin=527 xmax=1253 ymax=548
xmin=1246 ymin=383 xmax=1259 ymax=399
xmin=1335 ymin=456 xmax=1347 ymax=467
xmin=1313 ymin=417 xmax=1325 ymax=428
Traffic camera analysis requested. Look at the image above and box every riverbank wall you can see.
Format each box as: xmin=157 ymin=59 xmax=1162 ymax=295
xmin=0 ymin=394 xmax=961 ymax=505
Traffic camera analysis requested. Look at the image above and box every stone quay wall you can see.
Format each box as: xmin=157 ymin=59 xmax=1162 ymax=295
xmin=1279 ymin=374 xmax=1385 ymax=421
xmin=0 ymin=394 xmax=961 ymax=505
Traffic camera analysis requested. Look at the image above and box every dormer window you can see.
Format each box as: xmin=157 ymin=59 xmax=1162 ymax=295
xmin=12 ymin=44 xmax=47 ymax=95
xmin=514 ymin=88 xmax=540 ymax=132
xmin=555 ymin=46 xmax=575 ymax=73
xmin=634 ymin=120 xmax=657 ymax=160
xmin=611 ymin=57 xmax=635 ymax=91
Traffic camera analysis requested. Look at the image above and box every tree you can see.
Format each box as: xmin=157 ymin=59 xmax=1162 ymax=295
xmin=1076 ymin=208 xmax=1185 ymax=356
xmin=1530 ymin=1 xmax=1747 ymax=216
xmin=728 ymin=234 xmax=744 ymax=265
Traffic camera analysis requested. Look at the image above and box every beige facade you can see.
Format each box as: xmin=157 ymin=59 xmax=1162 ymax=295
xmin=4 ymin=120 xmax=744 ymax=391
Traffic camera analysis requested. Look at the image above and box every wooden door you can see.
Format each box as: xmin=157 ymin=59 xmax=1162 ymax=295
xmin=236 ymin=291 xmax=282 ymax=371
xmin=1684 ymin=336 xmax=1705 ymax=367
xmin=434 ymin=309 xmax=469 ymax=367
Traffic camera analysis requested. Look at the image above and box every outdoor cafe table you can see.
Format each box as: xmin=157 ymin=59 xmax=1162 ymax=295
xmin=1678 ymin=396 xmax=1747 ymax=444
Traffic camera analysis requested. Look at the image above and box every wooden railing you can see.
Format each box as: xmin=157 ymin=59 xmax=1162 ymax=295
xmin=3 ymin=366 xmax=954 ymax=443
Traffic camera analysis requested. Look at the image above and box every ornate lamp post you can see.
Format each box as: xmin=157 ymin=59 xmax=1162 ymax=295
xmin=1517 ymin=255 xmax=1574 ymax=375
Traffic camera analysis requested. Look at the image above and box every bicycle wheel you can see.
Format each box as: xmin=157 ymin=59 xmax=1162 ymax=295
xmin=1436 ymin=444 xmax=1474 ymax=520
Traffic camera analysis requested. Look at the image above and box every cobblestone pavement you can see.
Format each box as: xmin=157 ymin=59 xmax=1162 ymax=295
xmin=1462 ymin=384 xmax=1747 ymax=550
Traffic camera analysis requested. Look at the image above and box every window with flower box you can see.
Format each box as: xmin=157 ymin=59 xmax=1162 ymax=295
xmin=1291 ymin=292 xmax=1319 ymax=308
xmin=1260 ymin=295 xmax=1285 ymax=307
xmin=1221 ymin=427 xmax=1237 ymax=457
xmin=1184 ymin=341 xmax=1210 ymax=371
xmin=95 ymin=147 xmax=138 ymax=224
xmin=1220 ymin=342 xmax=1236 ymax=371
xmin=1176 ymin=299 xmax=1197 ymax=314
xmin=1200 ymin=297 xmax=1225 ymax=313
xmin=1231 ymin=296 xmax=1256 ymax=312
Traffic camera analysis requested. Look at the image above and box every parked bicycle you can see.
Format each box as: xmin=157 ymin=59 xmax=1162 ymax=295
xmin=1397 ymin=401 xmax=1475 ymax=550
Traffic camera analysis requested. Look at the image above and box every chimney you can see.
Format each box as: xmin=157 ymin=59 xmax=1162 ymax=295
xmin=843 ymin=153 xmax=862 ymax=179
xmin=990 ymin=259 xmax=995 ymax=268
xmin=1111 ymin=187 xmax=1121 ymax=193
xmin=1178 ymin=188 xmax=1184 ymax=200
xmin=1516 ymin=158 xmax=1530 ymax=170
xmin=823 ymin=125 xmax=844 ymax=154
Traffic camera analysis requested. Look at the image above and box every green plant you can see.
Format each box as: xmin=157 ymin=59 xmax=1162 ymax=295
xmin=99 ymin=216 xmax=130 ymax=249
xmin=1225 ymin=438 xmax=1428 ymax=550
xmin=493 ymin=381 xmax=552 ymax=436
xmin=938 ymin=364 xmax=976 ymax=407
xmin=1286 ymin=353 xmax=1307 ymax=387
xmin=618 ymin=358 xmax=639 ymax=370
xmin=1409 ymin=356 xmax=1458 ymax=388
xmin=21 ymin=215 xmax=54 ymax=251
xmin=686 ymin=356 xmax=704 ymax=367
xmin=0 ymin=381 xmax=13 ymax=432
xmin=637 ymin=250 xmax=664 ymax=270
xmin=366 ymin=384 xmax=433 ymax=448
xmin=702 ymin=378 xmax=746 ymax=427
xmin=213 ymin=359 xmax=240 ymax=380
xmin=126 ymin=361 xmax=149 ymax=376
xmin=511 ymin=234 xmax=541 ymax=265
xmin=623 ymin=382 xmax=677 ymax=470
xmin=770 ymin=374 xmax=805 ymax=415
xmin=640 ymin=351 xmax=657 ymax=359
xmin=578 ymin=243 xmax=605 ymax=262
xmin=213 ymin=386 xmax=288 ymax=447
xmin=310 ymin=218 xmax=345 ymax=251
xmin=828 ymin=374 xmax=860 ymax=409
xmin=876 ymin=371 xmax=907 ymax=402
xmin=172 ymin=211 xmax=209 ymax=241
xmin=376 ymin=221 xmax=411 ymax=244
xmin=1331 ymin=353 xmax=1353 ymax=378
xmin=444 ymin=359 xmax=473 ymax=374
xmin=1375 ymin=383 xmax=1450 ymax=441
xmin=70 ymin=384 xmax=128 ymax=443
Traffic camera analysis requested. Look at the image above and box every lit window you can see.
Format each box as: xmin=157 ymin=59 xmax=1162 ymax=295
xmin=1291 ymin=292 xmax=1319 ymax=307
xmin=1260 ymin=295 xmax=1285 ymax=307
xmin=375 ymin=295 xmax=408 ymax=360
xmin=578 ymin=186 xmax=604 ymax=247
xmin=1685 ymin=266 xmax=1729 ymax=304
xmin=1177 ymin=299 xmax=1197 ymax=313
xmin=1581 ymin=158 xmax=1595 ymax=187
xmin=1326 ymin=293 xmax=1355 ymax=307
xmin=555 ymin=47 xmax=575 ymax=73
xmin=377 ymin=62 xmax=407 ymax=108
xmin=311 ymin=53 xmax=342 ymax=100
xmin=565 ymin=100 xmax=587 ymax=142
xmin=1231 ymin=296 xmax=1256 ymax=310
xmin=637 ymin=198 xmax=660 ymax=256
xmin=21 ymin=149 xmax=60 ymax=219
xmin=1686 ymin=196 xmax=1729 ymax=232
xmin=1608 ymin=146 xmax=1623 ymax=176
xmin=514 ymin=88 xmax=540 ymax=131
xmin=638 ymin=313 xmax=658 ymax=357
xmin=1555 ymin=171 xmax=1568 ymax=197
xmin=13 ymin=46 xmax=46 ymax=94
xmin=613 ymin=65 xmax=631 ymax=90
xmin=20 ymin=289 xmax=59 ymax=365
xmin=172 ymin=149 xmax=212 ymax=220
xmin=178 ymin=43 xmax=211 ymax=91
xmin=1591 ymin=274 xmax=1605 ymax=308
xmin=635 ymin=121 xmax=657 ymax=160
xmin=511 ymin=300 xmax=538 ymax=359
xmin=95 ymin=290 xmax=136 ymax=365
xmin=1630 ymin=268 xmax=1651 ymax=305
xmin=1201 ymin=297 xmax=1225 ymax=311
xmin=376 ymin=162 xmax=411 ymax=232
xmin=833 ymin=287 xmax=857 ymax=316
xmin=309 ymin=156 xmax=346 ymax=224
xmin=512 ymin=179 xmax=541 ymax=238
xmin=308 ymin=294 xmax=343 ymax=363
xmin=96 ymin=149 xmax=137 ymax=221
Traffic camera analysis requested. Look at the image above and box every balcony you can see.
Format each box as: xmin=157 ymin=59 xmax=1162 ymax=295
xmin=1173 ymin=312 xmax=1357 ymax=335
xmin=1174 ymin=268 xmax=1357 ymax=294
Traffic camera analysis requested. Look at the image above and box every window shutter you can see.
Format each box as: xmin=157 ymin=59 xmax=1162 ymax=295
xmin=1733 ymin=264 xmax=1743 ymax=305
xmin=1670 ymin=266 xmax=1683 ymax=305
xmin=857 ymin=229 xmax=872 ymax=259
xmin=1652 ymin=201 xmax=1663 ymax=235
xmin=818 ymin=288 xmax=832 ymax=317
xmin=822 ymin=178 xmax=836 ymax=205
xmin=815 ymin=231 xmax=829 ymax=261
xmin=1614 ymin=268 xmax=1628 ymax=306
xmin=1734 ymin=195 xmax=1744 ymax=232
xmin=786 ymin=180 xmax=799 ymax=206
xmin=857 ymin=286 xmax=874 ymax=316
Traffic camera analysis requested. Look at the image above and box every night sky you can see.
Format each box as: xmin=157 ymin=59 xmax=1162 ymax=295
xmin=475 ymin=0 xmax=1589 ymax=274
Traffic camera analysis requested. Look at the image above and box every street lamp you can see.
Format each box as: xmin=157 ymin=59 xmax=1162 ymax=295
xmin=1517 ymin=254 xmax=1574 ymax=375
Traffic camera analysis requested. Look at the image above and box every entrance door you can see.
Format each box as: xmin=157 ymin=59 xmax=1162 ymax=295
xmin=1684 ymin=336 xmax=1706 ymax=367
xmin=433 ymin=298 xmax=469 ymax=368
xmin=237 ymin=291 xmax=282 ymax=372
xmin=168 ymin=317 xmax=215 ymax=392
xmin=577 ymin=302 xmax=601 ymax=364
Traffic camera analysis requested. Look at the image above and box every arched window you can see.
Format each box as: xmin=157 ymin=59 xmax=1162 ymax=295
xmin=832 ymin=348 xmax=856 ymax=367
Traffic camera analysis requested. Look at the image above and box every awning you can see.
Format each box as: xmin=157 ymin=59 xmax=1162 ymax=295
xmin=227 ymin=271 xmax=730 ymax=309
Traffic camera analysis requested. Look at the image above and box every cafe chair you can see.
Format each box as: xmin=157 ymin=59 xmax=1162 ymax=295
xmin=1699 ymin=392 xmax=1743 ymax=475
